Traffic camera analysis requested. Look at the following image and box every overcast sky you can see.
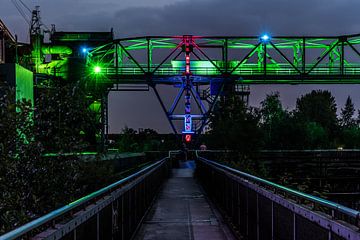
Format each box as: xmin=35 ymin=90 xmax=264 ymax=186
xmin=2 ymin=0 xmax=360 ymax=133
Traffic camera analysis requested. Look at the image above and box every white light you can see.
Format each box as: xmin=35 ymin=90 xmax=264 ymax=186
xmin=260 ymin=34 xmax=270 ymax=42
xmin=94 ymin=66 xmax=101 ymax=73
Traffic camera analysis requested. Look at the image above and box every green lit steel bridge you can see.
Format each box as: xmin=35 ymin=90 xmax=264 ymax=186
xmin=85 ymin=34 xmax=360 ymax=135
xmin=87 ymin=34 xmax=360 ymax=84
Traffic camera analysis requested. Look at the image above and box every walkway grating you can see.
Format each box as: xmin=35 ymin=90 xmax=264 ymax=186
xmin=134 ymin=164 xmax=236 ymax=240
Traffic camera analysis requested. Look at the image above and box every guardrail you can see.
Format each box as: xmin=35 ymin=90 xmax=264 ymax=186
xmin=196 ymin=155 xmax=360 ymax=240
xmin=0 ymin=157 xmax=170 ymax=240
xmin=98 ymin=65 xmax=360 ymax=76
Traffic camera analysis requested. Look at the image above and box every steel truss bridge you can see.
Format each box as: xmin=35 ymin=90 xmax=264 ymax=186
xmin=86 ymin=34 xmax=360 ymax=135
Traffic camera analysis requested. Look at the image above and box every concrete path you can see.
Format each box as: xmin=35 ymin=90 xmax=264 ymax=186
xmin=134 ymin=163 xmax=236 ymax=240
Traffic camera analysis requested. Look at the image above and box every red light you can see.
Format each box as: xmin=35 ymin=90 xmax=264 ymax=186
xmin=186 ymin=65 xmax=190 ymax=73
xmin=185 ymin=134 xmax=192 ymax=143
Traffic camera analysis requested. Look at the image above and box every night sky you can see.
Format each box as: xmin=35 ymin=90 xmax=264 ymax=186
xmin=2 ymin=0 xmax=360 ymax=133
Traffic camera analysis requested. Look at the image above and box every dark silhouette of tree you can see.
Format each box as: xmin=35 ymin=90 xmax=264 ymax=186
xmin=35 ymin=82 xmax=98 ymax=152
xmin=209 ymin=94 xmax=262 ymax=152
xmin=295 ymin=90 xmax=337 ymax=131
xmin=118 ymin=126 xmax=139 ymax=152
xmin=0 ymin=85 xmax=99 ymax=234
xmin=340 ymin=96 xmax=356 ymax=127
xmin=260 ymin=92 xmax=288 ymax=148
xmin=338 ymin=96 xmax=360 ymax=148
xmin=294 ymin=90 xmax=338 ymax=148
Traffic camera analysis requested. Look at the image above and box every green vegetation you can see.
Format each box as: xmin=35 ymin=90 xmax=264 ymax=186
xmin=116 ymin=127 xmax=177 ymax=152
xmin=1 ymin=85 xmax=110 ymax=234
xmin=208 ymin=90 xmax=360 ymax=150
xmin=2 ymin=86 xmax=360 ymax=234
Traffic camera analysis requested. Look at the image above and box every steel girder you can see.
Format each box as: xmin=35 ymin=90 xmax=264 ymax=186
xmin=86 ymin=34 xmax=360 ymax=134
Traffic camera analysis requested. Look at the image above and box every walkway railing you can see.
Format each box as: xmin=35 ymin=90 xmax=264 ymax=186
xmin=196 ymin=155 xmax=360 ymax=240
xmin=0 ymin=157 xmax=170 ymax=240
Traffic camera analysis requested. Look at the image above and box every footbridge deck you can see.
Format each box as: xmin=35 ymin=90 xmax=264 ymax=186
xmin=134 ymin=166 xmax=235 ymax=240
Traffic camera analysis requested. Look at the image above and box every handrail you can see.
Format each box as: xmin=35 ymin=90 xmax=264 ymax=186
xmin=196 ymin=154 xmax=360 ymax=221
xmin=0 ymin=158 xmax=168 ymax=240
xmin=195 ymin=149 xmax=360 ymax=153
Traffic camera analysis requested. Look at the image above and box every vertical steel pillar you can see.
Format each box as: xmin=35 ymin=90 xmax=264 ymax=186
xmin=329 ymin=51 xmax=334 ymax=68
xmin=183 ymin=35 xmax=193 ymax=134
xmin=258 ymin=44 xmax=265 ymax=73
xmin=294 ymin=42 xmax=302 ymax=69
xmin=147 ymin=38 xmax=152 ymax=73
xmin=263 ymin=43 xmax=267 ymax=75
xmin=115 ymin=43 xmax=123 ymax=75
xmin=340 ymin=38 xmax=345 ymax=75
xmin=302 ymin=37 xmax=306 ymax=73
xmin=224 ymin=38 xmax=228 ymax=73
xmin=100 ymin=92 xmax=109 ymax=152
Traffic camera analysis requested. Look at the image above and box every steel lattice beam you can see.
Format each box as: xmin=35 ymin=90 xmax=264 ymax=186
xmin=86 ymin=34 xmax=360 ymax=134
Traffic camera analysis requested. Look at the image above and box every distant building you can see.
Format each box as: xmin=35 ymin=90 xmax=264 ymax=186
xmin=0 ymin=19 xmax=16 ymax=64
xmin=0 ymin=20 xmax=33 ymax=105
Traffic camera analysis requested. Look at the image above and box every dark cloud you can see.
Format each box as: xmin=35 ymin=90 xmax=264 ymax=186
xmin=48 ymin=0 xmax=360 ymax=37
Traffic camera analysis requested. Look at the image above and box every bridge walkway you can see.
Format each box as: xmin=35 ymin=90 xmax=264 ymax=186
xmin=134 ymin=162 xmax=236 ymax=240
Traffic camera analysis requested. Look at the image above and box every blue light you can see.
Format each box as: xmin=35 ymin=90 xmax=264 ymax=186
xmin=260 ymin=34 xmax=270 ymax=42
xmin=82 ymin=48 xmax=88 ymax=53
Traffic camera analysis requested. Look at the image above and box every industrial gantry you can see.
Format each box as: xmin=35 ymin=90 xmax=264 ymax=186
xmin=86 ymin=33 xmax=360 ymax=139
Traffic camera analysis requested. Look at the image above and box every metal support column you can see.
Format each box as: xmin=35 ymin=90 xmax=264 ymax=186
xmin=100 ymin=92 xmax=109 ymax=152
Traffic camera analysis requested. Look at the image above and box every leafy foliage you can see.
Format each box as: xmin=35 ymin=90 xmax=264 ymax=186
xmin=208 ymin=94 xmax=263 ymax=153
xmin=295 ymin=90 xmax=338 ymax=136
xmin=340 ymin=96 xmax=356 ymax=127
xmin=118 ymin=127 xmax=166 ymax=152
xmin=0 ymin=82 xmax=100 ymax=234
xmin=35 ymin=82 xmax=98 ymax=152
xmin=209 ymin=89 xmax=360 ymax=150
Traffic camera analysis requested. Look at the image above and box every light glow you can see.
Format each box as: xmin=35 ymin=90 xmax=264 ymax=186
xmin=185 ymin=134 xmax=192 ymax=143
xmin=260 ymin=34 xmax=270 ymax=42
xmin=94 ymin=66 xmax=101 ymax=73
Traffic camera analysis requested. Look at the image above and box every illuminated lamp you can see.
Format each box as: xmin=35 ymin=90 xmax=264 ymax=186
xmin=260 ymin=34 xmax=270 ymax=42
xmin=94 ymin=66 xmax=101 ymax=74
xmin=185 ymin=134 xmax=192 ymax=143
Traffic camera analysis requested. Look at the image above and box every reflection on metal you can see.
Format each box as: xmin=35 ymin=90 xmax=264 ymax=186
xmin=196 ymin=155 xmax=360 ymax=240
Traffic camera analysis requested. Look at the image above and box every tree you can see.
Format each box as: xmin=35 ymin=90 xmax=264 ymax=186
xmin=209 ymin=95 xmax=262 ymax=153
xmin=295 ymin=90 xmax=337 ymax=130
xmin=0 ymin=85 xmax=97 ymax=234
xmin=260 ymin=92 xmax=284 ymax=124
xmin=304 ymin=122 xmax=328 ymax=149
xmin=118 ymin=126 xmax=139 ymax=152
xmin=34 ymin=82 xmax=98 ymax=152
xmin=260 ymin=92 xmax=288 ymax=148
xmin=340 ymin=96 xmax=355 ymax=127
xmin=294 ymin=90 xmax=338 ymax=147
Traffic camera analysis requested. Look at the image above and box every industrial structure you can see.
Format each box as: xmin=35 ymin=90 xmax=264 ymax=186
xmin=4 ymin=7 xmax=360 ymax=145
xmin=2 ymin=5 xmax=360 ymax=240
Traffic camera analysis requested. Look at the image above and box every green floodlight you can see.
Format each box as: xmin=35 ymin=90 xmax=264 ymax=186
xmin=94 ymin=66 xmax=101 ymax=74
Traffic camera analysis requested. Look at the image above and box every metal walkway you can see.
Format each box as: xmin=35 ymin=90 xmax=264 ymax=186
xmin=134 ymin=166 xmax=235 ymax=240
